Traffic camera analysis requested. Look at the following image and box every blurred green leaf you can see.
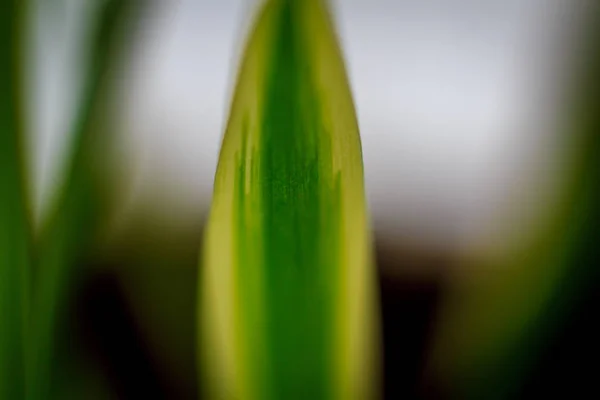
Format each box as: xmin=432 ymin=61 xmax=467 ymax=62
xmin=200 ymin=1 xmax=380 ymax=399
xmin=0 ymin=0 xmax=31 ymax=398
xmin=28 ymin=0 xmax=142 ymax=397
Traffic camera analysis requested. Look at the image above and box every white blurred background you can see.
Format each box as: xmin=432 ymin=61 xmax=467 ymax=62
xmin=28 ymin=0 xmax=585 ymax=267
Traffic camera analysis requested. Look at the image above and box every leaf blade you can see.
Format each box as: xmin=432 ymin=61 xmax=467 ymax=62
xmin=200 ymin=1 xmax=379 ymax=399
xmin=0 ymin=0 xmax=31 ymax=397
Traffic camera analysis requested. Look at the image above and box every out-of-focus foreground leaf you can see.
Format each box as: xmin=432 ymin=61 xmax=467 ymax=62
xmin=430 ymin=5 xmax=600 ymax=398
xmin=28 ymin=1 xmax=141 ymax=397
xmin=200 ymin=0 xmax=380 ymax=399
xmin=0 ymin=0 xmax=31 ymax=398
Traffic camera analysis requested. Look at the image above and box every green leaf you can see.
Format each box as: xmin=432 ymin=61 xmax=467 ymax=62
xmin=199 ymin=1 xmax=380 ymax=399
xmin=0 ymin=0 xmax=31 ymax=398
xmin=27 ymin=1 xmax=141 ymax=397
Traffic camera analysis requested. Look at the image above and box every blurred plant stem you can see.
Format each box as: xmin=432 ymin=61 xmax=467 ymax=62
xmin=27 ymin=1 xmax=141 ymax=397
xmin=430 ymin=4 xmax=600 ymax=397
xmin=200 ymin=0 xmax=380 ymax=399
xmin=0 ymin=0 xmax=32 ymax=398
